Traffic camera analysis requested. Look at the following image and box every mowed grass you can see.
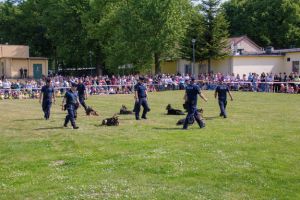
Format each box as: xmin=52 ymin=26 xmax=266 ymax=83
xmin=0 ymin=91 xmax=299 ymax=200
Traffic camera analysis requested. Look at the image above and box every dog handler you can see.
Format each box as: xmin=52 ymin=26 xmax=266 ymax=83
xmin=215 ymin=80 xmax=233 ymax=118
xmin=62 ymin=83 xmax=80 ymax=129
xmin=134 ymin=77 xmax=150 ymax=120
xmin=39 ymin=78 xmax=55 ymax=120
xmin=77 ymin=78 xmax=88 ymax=111
xmin=183 ymin=77 xmax=207 ymax=130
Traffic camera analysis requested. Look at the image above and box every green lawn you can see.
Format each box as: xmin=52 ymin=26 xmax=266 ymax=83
xmin=0 ymin=91 xmax=299 ymax=200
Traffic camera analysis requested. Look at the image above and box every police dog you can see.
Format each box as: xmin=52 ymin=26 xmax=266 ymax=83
xmin=119 ymin=105 xmax=133 ymax=115
xmin=102 ymin=114 xmax=119 ymax=126
xmin=86 ymin=106 xmax=99 ymax=116
xmin=176 ymin=108 xmax=204 ymax=125
xmin=166 ymin=104 xmax=185 ymax=115
xmin=183 ymin=101 xmax=203 ymax=113
xmin=183 ymin=101 xmax=188 ymax=112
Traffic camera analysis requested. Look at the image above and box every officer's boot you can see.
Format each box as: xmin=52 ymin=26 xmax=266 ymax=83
xmin=183 ymin=117 xmax=189 ymax=130
xmin=195 ymin=117 xmax=205 ymax=129
xmin=72 ymin=121 xmax=79 ymax=129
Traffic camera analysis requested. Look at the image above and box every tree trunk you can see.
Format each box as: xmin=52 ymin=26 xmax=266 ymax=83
xmin=96 ymin=61 xmax=102 ymax=76
xmin=95 ymin=54 xmax=103 ymax=76
xmin=208 ymin=58 xmax=211 ymax=74
xmin=154 ymin=53 xmax=161 ymax=74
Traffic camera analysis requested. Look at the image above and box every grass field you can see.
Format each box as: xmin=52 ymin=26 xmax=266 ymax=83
xmin=0 ymin=91 xmax=299 ymax=200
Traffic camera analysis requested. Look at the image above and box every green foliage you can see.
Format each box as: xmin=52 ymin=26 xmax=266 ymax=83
xmin=2 ymin=0 xmax=300 ymax=74
xmin=181 ymin=0 xmax=229 ymax=73
xmin=39 ymin=0 xmax=92 ymax=68
xmin=89 ymin=0 xmax=191 ymax=73
xmin=223 ymin=0 xmax=300 ymax=48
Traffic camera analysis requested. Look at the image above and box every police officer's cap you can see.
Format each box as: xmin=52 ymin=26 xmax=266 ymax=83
xmin=139 ymin=77 xmax=145 ymax=81
xmin=191 ymin=77 xmax=195 ymax=81
xmin=46 ymin=78 xmax=51 ymax=83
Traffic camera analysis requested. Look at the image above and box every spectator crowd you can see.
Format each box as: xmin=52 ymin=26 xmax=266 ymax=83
xmin=0 ymin=72 xmax=299 ymax=100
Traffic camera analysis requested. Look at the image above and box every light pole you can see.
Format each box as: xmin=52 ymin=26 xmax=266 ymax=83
xmin=89 ymin=51 xmax=93 ymax=76
xmin=191 ymin=39 xmax=196 ymax=75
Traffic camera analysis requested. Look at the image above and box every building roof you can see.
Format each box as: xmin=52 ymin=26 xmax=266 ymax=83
xmin=229 ymin=35 xmax=262 ymax=51
xmin=0 ymin=57 xmax=48 ymax=60
xmin=272 ymin=48 xmax=300 ymax=53
xmin=29 ymin=57 xmax=48 ymax=60
xmin=233 ymin=54 xmax=283 ymax=57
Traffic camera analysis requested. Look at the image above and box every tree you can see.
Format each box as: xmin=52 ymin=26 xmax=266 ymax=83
xmin=180 ymin=7 xmax=205 ymax=65
xmin=182 ymin=0 xmax=229 ymax=73
xmin=223 ymin=0 xmax=300 ymax=48
xmin=90 ymin=0 xmax=192 ymax=74
xmin=0 ymin=1 xmax=20 ymax=45
xmin=39 ymin=0 xmax=92 ymax=71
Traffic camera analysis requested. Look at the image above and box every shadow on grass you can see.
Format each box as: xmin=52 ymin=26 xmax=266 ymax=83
xmin=152 ymin=127 xmax=183 ymax=130
xmin=13 ymin=118 xmax=44 ymax=122
xmin=119 ymin=118 xmax=135 ymax=121
xmin=204 ymin=116 xmax=220 ymax=120
xmin=34 ymin=127 xmax=64 ymax=130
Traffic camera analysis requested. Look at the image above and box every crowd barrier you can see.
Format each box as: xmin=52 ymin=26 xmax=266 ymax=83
xmin=0 ymin=81 xmax=299 ymax=100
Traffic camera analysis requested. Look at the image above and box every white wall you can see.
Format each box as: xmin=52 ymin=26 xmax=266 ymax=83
xmin=211 ymin=58 xmax=232 ymax=74
xmin=232 ymin=56 xmax=284 ymax=75
xmin=284 ymin=52 xmax=300 ymax=73
xmin=0 ymin=45 xmax=29 ymax=58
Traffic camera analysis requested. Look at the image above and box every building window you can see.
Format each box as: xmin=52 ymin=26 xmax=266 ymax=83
xmin=287 ymin=58 xmax=290 ymax=62
xmin=185 ymin=64 xmax=192 ymax=75
xmin=292 ymin=61 xmax=299 ymax=73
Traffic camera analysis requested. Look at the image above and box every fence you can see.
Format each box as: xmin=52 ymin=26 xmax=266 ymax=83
xmin=0 ymin=81 xmax=299 ymax=100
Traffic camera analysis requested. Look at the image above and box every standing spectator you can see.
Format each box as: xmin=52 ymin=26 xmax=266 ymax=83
xmin=2 ymin=79 xmax=11 ymax=97
xmin=20 ymin=68 xmax=24 ymax=79
xmin=273 ymin=74 xmax=280 ymax=92
xmin=24 ymin=69 xmax=28 ymax=78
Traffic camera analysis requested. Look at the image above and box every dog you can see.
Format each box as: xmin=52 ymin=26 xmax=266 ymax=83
xmin=176 ymin=108 xmax=204 ymax=125
xmin=86 ymin=106 xmax=99 ymax=116
xmin=183 ymin=101 xmax=203 ymax=113
xmin=166 ymin=104 xmax=185 ymax=115
xmin=119 ymin=105 xmax=133 ymax=115
xmin=101 ymin=114 xmax=119 ymax=126
xmin=183 ymin=101 xmax=188 ymax=112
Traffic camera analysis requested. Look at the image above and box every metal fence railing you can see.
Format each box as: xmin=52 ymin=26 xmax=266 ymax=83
xmin=0 ymin=81 xmax=299 ymax=100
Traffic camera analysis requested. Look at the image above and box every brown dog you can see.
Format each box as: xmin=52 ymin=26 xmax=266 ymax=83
xmin=86 ymin=106 xmax=99 ymax=116
xmin=102 ymin=114 xmax=119 ymax=126
xmin=166 ymin=104 xmax=185 ymax=115
xmin=119 ymin=105 xmax=133 ymax=115
xmin=176 ymin=108 xmax=204 ymax=125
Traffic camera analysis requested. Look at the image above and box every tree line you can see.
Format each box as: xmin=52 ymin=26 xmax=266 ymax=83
xmin=1 ymin=0 xmax=299 ymax=74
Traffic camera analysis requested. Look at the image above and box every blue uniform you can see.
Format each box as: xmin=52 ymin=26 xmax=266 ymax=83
xmin=215 ymin=84 xmax=229 ymax=117
xmin=134 ymin=82 xmax=150 ymax=120
xmin=41 ymin=85 xmax=54 ymax=120
xmin=77 ymin=83 xmax=87 ymax=111
xmin=64 ymin=90 xmax=78 ymax=128
xmin=183 ymin=83 xmax=205 ymax=129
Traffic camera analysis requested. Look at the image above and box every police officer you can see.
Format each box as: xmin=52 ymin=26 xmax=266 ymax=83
xmin=77 ymin=79 xmax=88 ymax=111
xmin=183 ymin=77 xmax=207 ymax=130
xmin=134 ymin=77 xmax=150 ymax=120
xmin=215 ymin=80 xmax=233 ymax=118
xmin=39 ymin=78 xmax=55 ymax=120
xmin=62 ymin=83 xmax=80 ymax=129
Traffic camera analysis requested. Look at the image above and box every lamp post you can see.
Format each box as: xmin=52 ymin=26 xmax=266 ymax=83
xmin=191 ymin=39 xmax=196 ymax=75
xmin=89 ymin=51 xmax=93 ymax=76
